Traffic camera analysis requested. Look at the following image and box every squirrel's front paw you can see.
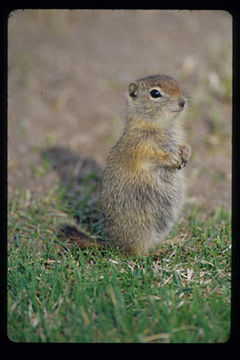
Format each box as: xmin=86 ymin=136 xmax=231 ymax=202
xmin=178 ymin=144 xmax=191 ymax=168
xmin=167 ymin=144 xmax=191 ymax=170
xmin=167 ymin=153 xmax=183 ymax=170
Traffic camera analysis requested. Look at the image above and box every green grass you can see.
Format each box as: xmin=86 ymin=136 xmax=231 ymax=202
xmin=8 ymin=178 xmax=231 ymax=343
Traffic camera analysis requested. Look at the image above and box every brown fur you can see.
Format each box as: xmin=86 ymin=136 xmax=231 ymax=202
xmin=59 ymin=224 xmax=106 ymax=250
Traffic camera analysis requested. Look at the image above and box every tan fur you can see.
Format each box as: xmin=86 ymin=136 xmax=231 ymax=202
xmin=100 ymin=74 xmax=191 ymax=255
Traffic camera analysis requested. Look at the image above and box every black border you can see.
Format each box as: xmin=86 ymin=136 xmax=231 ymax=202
xmin=1 ymin=4 xmax=239 ymax=346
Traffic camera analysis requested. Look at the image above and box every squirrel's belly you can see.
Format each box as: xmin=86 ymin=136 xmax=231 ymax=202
xmin=148 ymin=169 xmax=185 ymax=247
xmin=101 ymin=167 xmax=185 ymax=254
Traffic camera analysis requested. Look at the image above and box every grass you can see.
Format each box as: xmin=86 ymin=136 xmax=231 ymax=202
xmin=7 ymin=175 xmax=231 ymax=343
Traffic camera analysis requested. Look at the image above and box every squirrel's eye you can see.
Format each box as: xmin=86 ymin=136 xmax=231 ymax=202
xmin=150 ymin=89 xmax=162 ymax=98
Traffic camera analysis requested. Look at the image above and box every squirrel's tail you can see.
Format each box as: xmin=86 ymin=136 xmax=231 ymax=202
xmin=58 ymin=224 xmax=107 ymax=250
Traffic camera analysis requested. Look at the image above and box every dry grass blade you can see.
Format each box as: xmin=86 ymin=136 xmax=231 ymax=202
xmin=143 ymin=333 xmax=171 ymax=343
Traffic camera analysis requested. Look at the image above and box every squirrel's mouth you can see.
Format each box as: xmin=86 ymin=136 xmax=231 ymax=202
xmin=171 ymin=108 xmax=184 ymax=113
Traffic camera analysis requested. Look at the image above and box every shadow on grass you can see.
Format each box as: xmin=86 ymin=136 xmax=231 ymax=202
xmin=41 ymin=146 xmax=104 ymax=236
xmin=42 ymin=146 xmax=102 ymax=188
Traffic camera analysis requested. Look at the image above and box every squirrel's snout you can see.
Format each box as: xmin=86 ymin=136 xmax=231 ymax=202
xmin=171 ymin=96 xmax=186 ymax=113
xmin=178 ymin=96 xmax=186 ymax=109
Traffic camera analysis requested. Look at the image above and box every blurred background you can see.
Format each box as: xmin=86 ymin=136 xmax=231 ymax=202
xmin=8 ymin=10 xmax=232 ymax=215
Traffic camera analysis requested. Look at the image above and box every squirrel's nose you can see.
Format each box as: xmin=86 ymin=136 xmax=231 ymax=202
xmin=178 ymin=96 xmax=186 ymax=109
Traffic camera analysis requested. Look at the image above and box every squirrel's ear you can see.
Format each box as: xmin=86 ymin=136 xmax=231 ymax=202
xmin=129 ymin=82 xmax=138 ymax=98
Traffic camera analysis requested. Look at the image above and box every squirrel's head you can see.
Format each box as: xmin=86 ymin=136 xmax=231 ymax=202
xmin=127 ymin=74 xmax=186 ymax=126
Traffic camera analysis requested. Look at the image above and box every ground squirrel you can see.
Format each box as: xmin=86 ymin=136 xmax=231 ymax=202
xmin=61 ymin=74 xmax=191 ymax=256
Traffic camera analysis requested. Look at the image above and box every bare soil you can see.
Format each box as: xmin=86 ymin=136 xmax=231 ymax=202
xmin=8 ymin=10 xmax=232 ymax=215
